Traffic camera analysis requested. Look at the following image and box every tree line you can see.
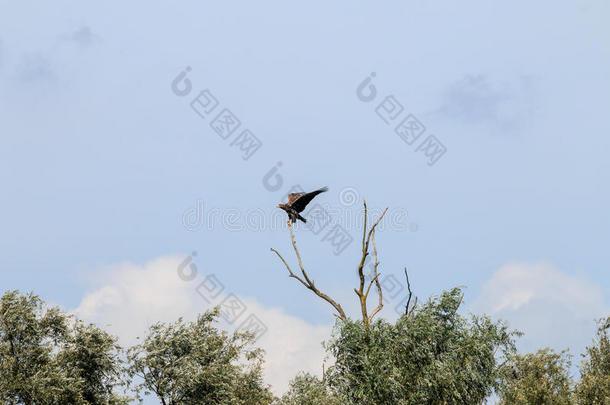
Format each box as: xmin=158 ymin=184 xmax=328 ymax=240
xmin=2 ymin=201 xmax=608 ymax=404
xmin=0 ymin=289 xmax=608 ymax=404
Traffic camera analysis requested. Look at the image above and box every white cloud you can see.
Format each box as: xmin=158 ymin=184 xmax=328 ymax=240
xmin=73 ymin=255 xmax=331 ymax=395
xmin=236 ymin=298 xmax=331 ymax=392
xmin=72 ymin=258 xmax=609 ymax=393
xmin=471 ymin=261 xmax=607 ymax=355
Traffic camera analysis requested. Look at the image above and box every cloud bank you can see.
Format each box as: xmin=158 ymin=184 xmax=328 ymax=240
xmin=471 ymin=261 xmax=607 ymax=354
xmin=73 ymin=255 xmax=331 ymax=395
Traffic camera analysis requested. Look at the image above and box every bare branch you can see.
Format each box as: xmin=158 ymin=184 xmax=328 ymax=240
xmin=356 ymin=202 xmax=389 ymax=291
xmin=355 ymin=200 xmax=389 ymax=328
xmin=408 ymin=297 xmax=418 ymax=317
xmin=355 ymin=200 xmax=369 ymax=326
xmin=322 ymin=363 xmax=326 ymax=383
xmin=364 ymin=273 xmax=380 ymax=299
xmin=404 ymin=267 xmax=412 ymax=315
xmin=368 ymin=229 xmax=384 ymax=322
xmin=356 ymin=199 xmax=369 ymax=298
xmin=287 ymin=221 xmax=315 ymax=287
xmin=270 ymin=248 xmax=309 ymax=288
xmin=404 ymin=267 xmax=417 ymax=317
xmin=270 ymin=220 xmax=347 ymax=321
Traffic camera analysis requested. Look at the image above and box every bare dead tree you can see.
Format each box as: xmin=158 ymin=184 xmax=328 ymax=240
xmin=271 ymin=197 xmax=415 ymax=328
xmin=354 ymin=200 xmax=388 ymax=328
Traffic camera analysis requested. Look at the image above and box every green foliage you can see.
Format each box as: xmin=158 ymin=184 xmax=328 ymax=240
xmin=2 ymin=288 xmax=608 ymax=405
xmin=273 ymin=373 xmax=342 ymax=405
xmin=0 ymin=290 xmax=128 ymax=405
xmin=324 ymin=288 xmax=518 ymax=405
xmin=498 ymin=348 xmax=573 ymax=405
xmin=574 ymin=317 xmax=610 ymax=405
xmin=126 ymin=307 xmax=274 ymax=405
xmin=57 ymin=322 xmax=130 ymax=405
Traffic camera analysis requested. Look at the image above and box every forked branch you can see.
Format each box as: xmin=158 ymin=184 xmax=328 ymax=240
xmin=367 ymin=229 xmax=384 ymax=322
xmin=270 ymin=221 xmax=347 ymax=320
xmin=355 ymin=199 xmax=388 ymax=328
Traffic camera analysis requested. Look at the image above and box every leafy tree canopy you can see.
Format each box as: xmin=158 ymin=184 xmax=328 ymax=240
xmin=575 ymin=317 xmax=610 ymax=405
xmin=126 ymin=307 xmax=273 ymax=405
xmin=273 ymin=372 xmax=342 ymax=405
xmin=497 ymin=348 xmax=573 ymax=405
xmin=324 ymin=288 xmax=519 ymax=405
xmin=0 ymin=290 xmax=128 ymax=405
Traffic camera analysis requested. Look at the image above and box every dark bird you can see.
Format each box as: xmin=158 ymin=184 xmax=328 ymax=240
xmin=277 ymin=187 xmax=328 ymax=223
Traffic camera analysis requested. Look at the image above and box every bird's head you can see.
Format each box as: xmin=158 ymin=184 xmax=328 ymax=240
xmin=277 ymin=203 xmax=286 ymax=209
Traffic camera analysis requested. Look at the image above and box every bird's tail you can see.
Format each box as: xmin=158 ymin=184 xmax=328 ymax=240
xmin=297 ymin=213 xmax=307 ymax=223
xmin=289 ymin=212 xmax=298 ymax=223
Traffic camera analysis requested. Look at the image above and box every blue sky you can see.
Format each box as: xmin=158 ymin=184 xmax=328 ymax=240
xmin=1 ymin=0 xmax=609 ymax=396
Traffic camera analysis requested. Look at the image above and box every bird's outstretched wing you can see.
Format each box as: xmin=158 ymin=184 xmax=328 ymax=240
xmin=286 ymin=192 xmax=306 ymax=205
xmin=290 ymin=187 xmax=328 ymax=212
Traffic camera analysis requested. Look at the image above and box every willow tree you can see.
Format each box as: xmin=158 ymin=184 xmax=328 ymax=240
xmin=497 ymin=348 xmax=573 ymax=405
xmin=0 ymin=290 xmax=129 ymax=405
xmin=273 ymin=373 xmax=342 ymax=405
xmin=126 ymin=307 xmax=273 ymax=405
xmin=271 ymin=199 xmax=518 ymax=404
xmin=575 ymin=317 xmax=610 ymax=404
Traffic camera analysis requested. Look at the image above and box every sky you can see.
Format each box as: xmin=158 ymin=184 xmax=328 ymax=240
xmin=1 ymin=0 xmax=609 ymax=399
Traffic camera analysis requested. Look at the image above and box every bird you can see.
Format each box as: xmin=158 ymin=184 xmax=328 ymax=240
xmin=277 ymin=187 xmax=328 ymax=223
